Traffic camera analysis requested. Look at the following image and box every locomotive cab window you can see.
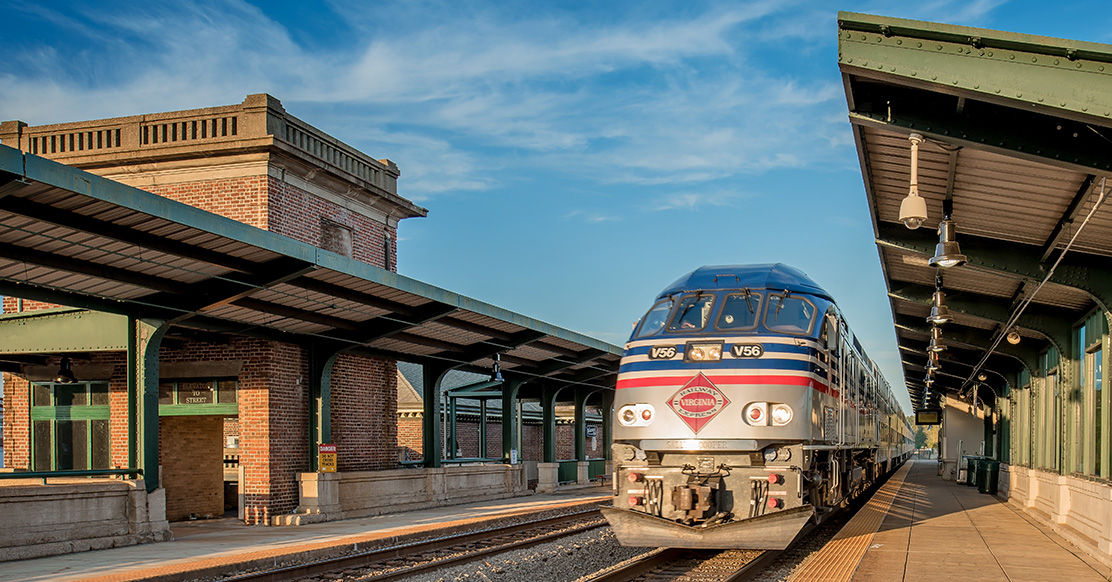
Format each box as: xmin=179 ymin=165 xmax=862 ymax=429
xmin=634 ymin=299 xmax=674 ymax=338
xmin=820 ymin=311 xmax=839 ymax=352
xmin=668 ymin=294 xmax=715 ymax=332
xmin=716 ymin=291 xmax=762 ymax=330
xmin=764 ymin=294 xmax=816 ymax=335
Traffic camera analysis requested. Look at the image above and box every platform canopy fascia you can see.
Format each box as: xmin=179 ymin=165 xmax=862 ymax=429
xmin=840 ymin=12 xmax=1112 ymax=410
xmin=0 ymin=144 xmax=622 ymax=388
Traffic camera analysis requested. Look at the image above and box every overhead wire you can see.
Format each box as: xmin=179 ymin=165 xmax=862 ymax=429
xmin=962 ymin=176 xmax=1110 ymax=390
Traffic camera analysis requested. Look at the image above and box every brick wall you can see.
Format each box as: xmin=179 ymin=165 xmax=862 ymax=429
xmin=397 ymin=416 xmax=422 ymax=461
xmin=330 ymin=354 xmax=397 ymax=470
xmin=160 ymin=415 xmax=224 ymax=521
xmin=1 ymin=298 xmax=58 ymax=313
xmin=2 ymin=373 xmax=30 ymax=469
xmin=144 ymin=176 xmax=270 ymax=230
xmin=267 ymin=178 xmax=396 ymax=268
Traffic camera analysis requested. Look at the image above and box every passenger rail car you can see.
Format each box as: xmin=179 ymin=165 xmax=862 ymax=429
xmin=602 ymin=264 xmax=913 ymax=549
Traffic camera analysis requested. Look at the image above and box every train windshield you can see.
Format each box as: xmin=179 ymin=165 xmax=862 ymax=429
xmin=667 ymin=294 xmax=715 ymax=332
xmin=765 ymin=294 xmax=816 ymax=335
xmin=633 ymin=299 xmax=674 ymax=338
xmin=715 ymin=291 xmax=762 ymax=330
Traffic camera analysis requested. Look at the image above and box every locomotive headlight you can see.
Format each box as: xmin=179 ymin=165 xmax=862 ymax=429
xmin=771 ymin=404 xmax=794 ymax=426
xmin=618 ymin=404 xmax=656 ymax=427
xmin=744 ymin=402 xmax=768 ymax=425
xmin=685 ymin=341 xmax=723 ymax=362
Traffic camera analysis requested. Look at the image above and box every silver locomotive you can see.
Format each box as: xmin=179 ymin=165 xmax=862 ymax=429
xmin=602 ymin=264 xmax=913 ymax=549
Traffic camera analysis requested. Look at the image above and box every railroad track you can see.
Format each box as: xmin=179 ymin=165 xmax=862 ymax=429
xmin=222 ymin=506 xmax=607 ymax=582
xmin=582 ymin=466 xmax=902 ymax=582
xmin=582 ymin=547 xmax=779 ymax=582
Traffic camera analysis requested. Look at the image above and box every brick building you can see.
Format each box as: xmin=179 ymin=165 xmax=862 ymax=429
xmin=0 ymin=94 xmax=426 ymax=521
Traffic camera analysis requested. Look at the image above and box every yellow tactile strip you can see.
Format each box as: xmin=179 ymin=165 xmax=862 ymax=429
xmin=786 ymin=462 xmax=911 ymax=582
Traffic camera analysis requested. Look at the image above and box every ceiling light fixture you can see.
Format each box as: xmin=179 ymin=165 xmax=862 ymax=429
xmin=54 ymin=356 xmax=78 ymax=384
xmin=928 ymin=326 xmax=947 ymax=353
xmin=927 ymin=274 xmax=952 ymax=325
xmin=899 ymin=133 xmax=928 ymax=229
xmin=1006 ymin=330 xmax=1022 ymax=345
xmin=491 ymin=353 xmax=504 ymax=383
xmin=929 ymin=198 xmax=967 ymax=268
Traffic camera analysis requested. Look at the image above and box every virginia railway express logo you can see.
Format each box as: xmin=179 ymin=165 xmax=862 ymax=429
xmin=667 ymin=373 xmax=730 ymax=433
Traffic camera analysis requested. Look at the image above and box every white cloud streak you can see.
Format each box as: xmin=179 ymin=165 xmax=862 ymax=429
xmin=0 ymin=0 xmax=1004 ymax=201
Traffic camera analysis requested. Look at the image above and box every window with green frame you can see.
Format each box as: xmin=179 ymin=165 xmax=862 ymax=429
xmin=30 ymin=381 xmax=111 ymax=472
xmin=158 ymin=378 xmax=238 ymax=416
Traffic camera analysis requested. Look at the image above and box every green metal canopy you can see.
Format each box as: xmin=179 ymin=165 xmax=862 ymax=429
xmin=839 ymin=12 xmax=1112 ymax=411
xmin=0 ymin=144 xmax=621 ymax=386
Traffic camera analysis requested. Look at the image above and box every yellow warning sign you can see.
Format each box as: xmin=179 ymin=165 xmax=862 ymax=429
xmin=318 ymin=443 xmax=337 ymax=473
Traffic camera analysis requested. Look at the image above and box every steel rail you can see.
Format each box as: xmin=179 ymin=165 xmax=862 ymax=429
xmin=221 ymin=506 xmax=606 ymax=582
xmin=582 ymin=547 xmax=774 ymax=582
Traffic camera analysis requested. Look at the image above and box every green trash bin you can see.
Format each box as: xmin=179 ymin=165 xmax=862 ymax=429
xmin=965 ymin=456 xmax=979 ymax=486
xmin=974 ymin=458 xmax=988 ymax=490
xmin=979 ymin=460 xmax=1000 ymax=495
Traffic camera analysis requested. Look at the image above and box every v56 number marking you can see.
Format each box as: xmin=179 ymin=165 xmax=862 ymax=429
xmin=731 ymin=344 xmax=764 ymax=358
xmin=649 ymin=345 xmax=678 ymax=359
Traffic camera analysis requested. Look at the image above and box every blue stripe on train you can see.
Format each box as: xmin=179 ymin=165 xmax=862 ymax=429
xmin=624 ymin=343 xmax=816 ymax=357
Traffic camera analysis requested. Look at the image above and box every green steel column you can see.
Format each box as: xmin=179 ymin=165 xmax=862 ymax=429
xmin=602 ymin=389 xmax=614 ymax=461
xmin=543 ymin=385 xmax=557 ymax=463
xmin=574 ymin=389 xmax=588 ymax=462
xmin=501 ymin=378 xmax=523 ymax=463
xmin=479 ymin=399 xmax=488 ymax=459
xmin=308 ymin=345 xmax=342 ymax=471
xmin=422 ymin=365 xmax=449 ymax=468
xmin=132 ymin=319 xmax=168 ymax=493
xmin=127 ymin=317 xmax=138 ymax=469
xmin=1102 ymin=320 xmax=1111 ymax=480
xmin=448 ymin=396 xmax=458 ymax=459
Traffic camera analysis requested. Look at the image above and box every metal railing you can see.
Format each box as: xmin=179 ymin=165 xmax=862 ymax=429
xmin=0 ymin=468 xmax=143 ymax=485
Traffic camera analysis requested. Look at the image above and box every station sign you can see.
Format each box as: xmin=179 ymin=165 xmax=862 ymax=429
xmin=318 ymin=443 xmax=338 ymax=472
xmin=915 ymin=410 xmax=942 ymax=426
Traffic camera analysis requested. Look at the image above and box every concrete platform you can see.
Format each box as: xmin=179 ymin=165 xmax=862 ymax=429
xmin=5 ymin=485 xmax=611 ymax=582
xmin=790 ymin=460 xmax=1112 ymax=582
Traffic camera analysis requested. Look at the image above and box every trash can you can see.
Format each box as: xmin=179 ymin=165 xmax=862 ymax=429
xmin=974 ymin=458 xmax=988 ymax=490
xmin=979 ymin=460 xmax=999 ymax=495
xmin=965 ymin=456 xmax=980 ymax=486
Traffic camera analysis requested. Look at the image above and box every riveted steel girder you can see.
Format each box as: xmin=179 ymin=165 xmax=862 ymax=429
xmin=0 ymin=309 xmax=128 ymax=353
xmin=892 ymin=313 xmax=1039 ymax=372
xmin=429 ymin=330 xmax=546 ymax=366
xmin=878 ymin=222 xmax=1112 ymax=315
xmin=889 ymin=282 xmax=1072 ymax=353
xmin=839 ymin=11 xmax=1112 ymax=131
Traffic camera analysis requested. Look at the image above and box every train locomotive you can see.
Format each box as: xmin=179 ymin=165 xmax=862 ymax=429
xmin=601 ymin=264 xmax=913 ymax=549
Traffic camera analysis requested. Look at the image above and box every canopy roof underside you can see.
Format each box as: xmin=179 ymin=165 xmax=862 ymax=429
xmin=0 ymin=145 xmax=621 ymax=390
xmin=840 ymin=12 xmax=1112 ymax=410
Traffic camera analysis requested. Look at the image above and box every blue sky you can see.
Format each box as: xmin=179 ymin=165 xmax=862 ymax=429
xmin=3 ymin=0 xmax=1109 ymax=412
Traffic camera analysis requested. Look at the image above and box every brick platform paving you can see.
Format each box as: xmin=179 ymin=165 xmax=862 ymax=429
xmin=791 ymin=460 xmax=1111 ymax=582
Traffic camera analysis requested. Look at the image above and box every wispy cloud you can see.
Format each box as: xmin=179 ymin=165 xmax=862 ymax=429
xmin=0 ymin=0 xmax=863 ymax=199
xmin=564 ymin=210 xmax=621 ymax=224
xmin=652 ymin=189 xmax=755 ymax=212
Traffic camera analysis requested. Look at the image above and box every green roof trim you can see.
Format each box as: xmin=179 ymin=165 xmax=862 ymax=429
xmin=838 ymin=12 xmax=1112 ymax=123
